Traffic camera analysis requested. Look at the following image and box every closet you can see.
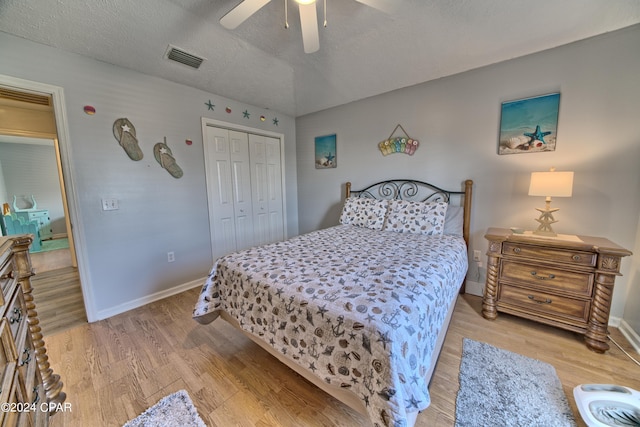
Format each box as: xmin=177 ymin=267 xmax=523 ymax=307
xmin=203 ymin=124 xmax=285 ymax=261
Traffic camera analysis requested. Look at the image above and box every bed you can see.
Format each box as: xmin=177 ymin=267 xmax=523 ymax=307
xmin=193 ymin=178 xmax=473 ymax=427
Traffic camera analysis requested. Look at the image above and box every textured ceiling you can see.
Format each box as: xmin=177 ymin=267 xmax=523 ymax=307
xmin=1 ymin=0 xmax=639 ymax=117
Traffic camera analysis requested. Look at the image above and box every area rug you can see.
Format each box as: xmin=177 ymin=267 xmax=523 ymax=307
xmin=123 ymin=390 xmax=206 ymax=427
xmin=455 ymin=338 xmax=576 ymax=427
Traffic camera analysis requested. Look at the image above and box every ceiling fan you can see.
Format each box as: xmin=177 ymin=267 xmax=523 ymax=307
xmin=220 ymin=0 xmax=395 ymax=53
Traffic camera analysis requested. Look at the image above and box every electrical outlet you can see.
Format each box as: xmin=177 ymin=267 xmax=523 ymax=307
xmin=167 ymin=252 xmax=175 ymax=262
xmin=473 ymin=250 xmax=482 ymax=261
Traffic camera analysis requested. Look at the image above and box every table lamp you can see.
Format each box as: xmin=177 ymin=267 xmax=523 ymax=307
xmin=528 ymin=167 xmax=574 ymax=236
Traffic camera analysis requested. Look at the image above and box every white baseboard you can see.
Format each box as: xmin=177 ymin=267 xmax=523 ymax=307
xmin=464 ymin=280 xmax=484 ymax=297
xmin=618 ymin=319 xmax=640 ymax=354
xmin=94 ymin=277 xmax=206 ymax=322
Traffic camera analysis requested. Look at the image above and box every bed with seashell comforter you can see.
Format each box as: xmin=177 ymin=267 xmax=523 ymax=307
xmin=193 ymin=179 xmax=473 ymax=427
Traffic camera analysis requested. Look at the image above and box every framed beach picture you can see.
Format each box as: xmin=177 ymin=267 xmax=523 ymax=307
xmin=498 ymin=93 xmax=560 ymax=155
xmin=315 ymin=134 xmax=337 ymax=169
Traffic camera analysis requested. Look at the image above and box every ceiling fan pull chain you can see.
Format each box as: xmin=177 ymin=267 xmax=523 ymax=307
xmin=284 ymin=0 xmax=289 ymax=29
xmin=324 ymin=0 xmax=327 ymax=27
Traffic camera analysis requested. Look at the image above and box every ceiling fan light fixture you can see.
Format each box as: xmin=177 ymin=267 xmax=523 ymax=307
xmin=221 ymin=0 xmax=391 ymax=53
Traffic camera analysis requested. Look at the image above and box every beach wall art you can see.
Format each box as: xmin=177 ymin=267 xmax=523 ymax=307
xmin=315 ymin=134 xmax=337 ymax=169
xmin=498 ymin=93 xmax=560 ymax=155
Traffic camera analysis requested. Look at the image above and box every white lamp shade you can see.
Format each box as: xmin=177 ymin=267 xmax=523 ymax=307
xmin=528 ymin=171 xmax=574 ymax=197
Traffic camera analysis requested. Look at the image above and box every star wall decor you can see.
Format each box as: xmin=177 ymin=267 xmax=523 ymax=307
xmin=200 ymin=99 xmax=279 ymax=127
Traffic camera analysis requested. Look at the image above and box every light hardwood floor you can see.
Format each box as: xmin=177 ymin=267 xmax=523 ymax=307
xmin=44 ymin=289 xmax=639 ymax=427
xmin=32 ymin=266 xmax=87 ymax=336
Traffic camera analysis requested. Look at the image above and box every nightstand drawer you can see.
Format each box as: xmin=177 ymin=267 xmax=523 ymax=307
xmin=501 ymin=260 xmax=594 ymax=296
xmin=502 ymin=242 xmax=596 ymax=267
xmin=498 ymin=284 xmax=590 ymax=323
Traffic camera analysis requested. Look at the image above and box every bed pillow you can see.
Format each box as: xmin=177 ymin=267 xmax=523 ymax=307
xmin=443 ymin=205 xmax=464 ymax=236
xmin=384 ymin=200 xmax=448 ymax=236
xmin=339 ymin=197 xmax=389 ymax=230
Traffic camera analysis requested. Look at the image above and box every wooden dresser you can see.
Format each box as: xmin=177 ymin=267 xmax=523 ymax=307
xmin=482 ymin=227 xmax=632 ymax=353
xmin=0 ymin=235 xmax=65 ymax=425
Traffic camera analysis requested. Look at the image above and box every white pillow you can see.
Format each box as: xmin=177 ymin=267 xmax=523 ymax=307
xmin=443 ymin=205 xmax=464 ymax=236
xmin=339 ymin=198 xmax=389 ymax=230
xmin=384 ymin=200 xmax=448 ymax=236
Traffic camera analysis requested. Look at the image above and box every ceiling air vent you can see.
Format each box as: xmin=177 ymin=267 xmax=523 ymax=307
xmin=165 ymin=45 xmax=205 ymax=69
xmin=0 ymin=88 xmax=51 ymax=106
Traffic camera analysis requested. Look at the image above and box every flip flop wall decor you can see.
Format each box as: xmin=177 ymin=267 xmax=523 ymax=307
xmin=378 ymin=124 xmax=420 ymax=156
xmin=154 ymin=137 xmax=183 ymax=179
xmin=113 ymin=118 xmax=144 ymax=161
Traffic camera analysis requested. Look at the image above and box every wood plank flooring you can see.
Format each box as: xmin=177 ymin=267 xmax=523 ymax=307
xmin=44 ymin=289 xmax=639 ymax=427
xmin=31 ymin=266 xmax=87 ymax=336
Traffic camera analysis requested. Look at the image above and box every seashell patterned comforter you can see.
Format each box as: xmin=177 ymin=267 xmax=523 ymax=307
xmin=193 ymin=224 xmax=468 ymax=427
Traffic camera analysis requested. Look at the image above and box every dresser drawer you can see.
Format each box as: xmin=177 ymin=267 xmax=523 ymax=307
xmin=0 ymin=320 xmax=18 ymax=367
xmin=498 ymin=284 xmax=591 ymax=324
xmin=6 ymin=290 xmax=26 ymax=344
xmin=500 ymin=260 xmax=594 ymax=296
xmin=502 ymin=242 xmax=596 ymax=267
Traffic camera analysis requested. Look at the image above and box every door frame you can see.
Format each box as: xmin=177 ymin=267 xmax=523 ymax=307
xmin=200 ymin=117 xmax=288 ymax=256
xmin=0 ymin=73 xmax=96 ymax=322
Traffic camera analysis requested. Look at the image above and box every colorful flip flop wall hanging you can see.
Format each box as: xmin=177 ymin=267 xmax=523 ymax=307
xmin=378 ymin=124 xmax=420 ymax=156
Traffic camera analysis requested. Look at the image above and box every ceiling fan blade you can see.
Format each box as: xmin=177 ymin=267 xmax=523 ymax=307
xmin=353 ymin=0 xmax=397 ymax=14
xmin=298 ymin=2 xmax=319 ymax=53
xmin=220 ymin=0 xmax=271 ymax=30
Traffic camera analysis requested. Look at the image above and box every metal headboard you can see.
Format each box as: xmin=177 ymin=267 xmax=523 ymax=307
xmin=345 ymin=179 xmax=474 ymax=293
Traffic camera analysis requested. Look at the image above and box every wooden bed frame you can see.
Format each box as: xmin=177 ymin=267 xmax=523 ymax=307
xmin=218 ymin=178 xmax=473 ymax=426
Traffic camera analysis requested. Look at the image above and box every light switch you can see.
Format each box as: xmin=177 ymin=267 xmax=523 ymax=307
xmin=102 ymin=198 xmax=119 ymax=211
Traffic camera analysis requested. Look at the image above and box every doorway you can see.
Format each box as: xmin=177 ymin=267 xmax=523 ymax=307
xmin=0 ymin=74 xmax=91 ymax=330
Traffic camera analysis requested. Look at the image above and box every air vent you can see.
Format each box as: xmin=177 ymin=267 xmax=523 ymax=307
xmin=0 ymin=88 xmax=51 ymax=106
xmin=165 ymin=45 xmax=205 ymax=69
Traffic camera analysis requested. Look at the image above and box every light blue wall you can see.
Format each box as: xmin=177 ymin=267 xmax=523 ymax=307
xmin=295 ymin=25 xmax=640 ymax=326
xmin=0 ymin=32 xmax=298 ymax=320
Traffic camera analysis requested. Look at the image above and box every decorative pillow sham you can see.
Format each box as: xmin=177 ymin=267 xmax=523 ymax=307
xmin=384 ymin=200 xmax=448 ymax=236
xmin=339 ymin=197 xmax=389 ymax=230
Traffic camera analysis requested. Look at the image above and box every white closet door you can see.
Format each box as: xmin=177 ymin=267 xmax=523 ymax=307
xmin=264 ymin=136 xmax=284 ymax=242
xmin=204 ymin=126 xmax=237 ymax=260
xmin=249 ymin=134 xmax=270 ymax=246
xmin=228 ymin=130 xmax=254 ymax=251
xmin=250 ymin=134 xmax=284 ymax=245
xmin=204 ymin=123 xmax=285 ymax=262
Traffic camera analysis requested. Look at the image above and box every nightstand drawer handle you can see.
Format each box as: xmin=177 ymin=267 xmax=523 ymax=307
xmin=530 ymin=271 xmax=555 ymax=280
xmin=513 ymin=247 xmax=521 ymax=254
xmin=528 ymin=295 xmax=552 ymax=304
xmin=572 ymin=254 xmax=581 ymax=261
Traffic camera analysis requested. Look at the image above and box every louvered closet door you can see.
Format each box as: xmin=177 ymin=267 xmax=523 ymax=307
xmin=249 ymin=134 xmax=284 ymax=245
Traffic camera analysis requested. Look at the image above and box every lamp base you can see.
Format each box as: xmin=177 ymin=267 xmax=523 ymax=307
xmin=534 ymin=204 xmax=559 ymax=236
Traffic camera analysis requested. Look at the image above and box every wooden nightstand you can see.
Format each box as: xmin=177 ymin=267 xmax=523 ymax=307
xmin=482 ymin=227 xmax=632 ymax=353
